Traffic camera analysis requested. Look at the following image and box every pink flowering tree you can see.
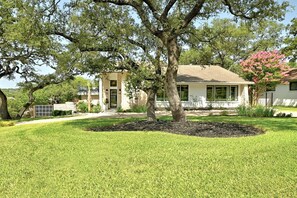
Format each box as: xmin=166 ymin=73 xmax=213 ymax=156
xmin=240 ymin=50 xmax=290 ymax=105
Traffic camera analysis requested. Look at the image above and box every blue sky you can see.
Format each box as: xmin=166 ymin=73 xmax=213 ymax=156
xmin=1 ymin=0 xmax=296 ymax=88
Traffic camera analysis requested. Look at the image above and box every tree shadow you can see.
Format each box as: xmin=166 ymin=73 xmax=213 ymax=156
xmin=188 ymin=116 xmax=297 ymax=133
xmin=62 ymin=117 xmax=144 ymax=131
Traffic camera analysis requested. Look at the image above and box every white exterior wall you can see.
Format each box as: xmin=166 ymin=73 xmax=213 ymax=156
xmin=54 ymin=102 xmax=77 ymax=112
xmin=98 ymin=73 xmax=251 ymax=110
xmin=156 ymin=83 xmax=249 ymax=109
xmin=120 ymin=73 xmax=132 ymax=110
xmin=259 ymin=84 xmax=297 ymax=106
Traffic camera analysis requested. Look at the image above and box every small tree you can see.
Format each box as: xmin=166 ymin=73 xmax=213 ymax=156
xmin=240 ymin=50 xmax=289 ymax=105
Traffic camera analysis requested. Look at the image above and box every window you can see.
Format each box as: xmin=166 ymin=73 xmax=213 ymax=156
xmin=206 ymin=85 xmax=238 ymax=101
xmin=290 ymin=82 xmax=297 ymax=90
xmin=156 ymin=85 xmax=189 ymax=101
xmin=110 ymin=80 xmax=117 ymax=87
xmin=178 ymin=85 xmax=189 ymax=101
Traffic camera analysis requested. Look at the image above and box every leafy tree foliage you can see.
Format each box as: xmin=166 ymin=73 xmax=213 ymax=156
xmin=4 ymin=77 xmax=90 ymax=118
xmin=283 ymin=18 xmax=297 ymax=64
xmin=51 ymin=0 xmax=167 ymax=121
xmin=180 ymin=19 xmax=285 ymax=73
xmin=0 ymin=0 xmax=71 ymax=119
xmin=240 ymin=50 xmax=289 ymax=105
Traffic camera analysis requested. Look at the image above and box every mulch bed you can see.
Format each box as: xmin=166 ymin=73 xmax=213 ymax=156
xmin=88 ymin=120 xmax=264 ymax=138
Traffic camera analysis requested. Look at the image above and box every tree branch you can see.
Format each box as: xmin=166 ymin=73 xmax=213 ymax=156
xmin=160 ymin=0 xmax=177 ymax=22
xmin=93 ymin=0 xmax=160 ymax=36
xmin=178 ymin=0 xmax=205 ymax=31
xmin=143 ymin=0 xmax=160 ymax=20
xmin=222 ymin=0 xmax=258 ymax=20
xmin=51 ymin=31 xmax=118 ymax=52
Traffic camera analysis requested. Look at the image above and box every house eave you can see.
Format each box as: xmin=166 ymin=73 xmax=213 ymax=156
xmin=177 ymin=81 xmax=254 ymax=85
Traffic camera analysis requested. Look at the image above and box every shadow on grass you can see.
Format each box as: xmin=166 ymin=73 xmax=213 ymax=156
xmin=62 ymin=115 xmax=296 ymax=134
xmin=62 ymin=116 xmax=145 ymax=130
xmin=188 ymin=116 xmax=297 ymax=133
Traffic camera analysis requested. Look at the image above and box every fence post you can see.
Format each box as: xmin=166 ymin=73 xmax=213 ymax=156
xmin=265 ymin=92 xmax=268 ymax=107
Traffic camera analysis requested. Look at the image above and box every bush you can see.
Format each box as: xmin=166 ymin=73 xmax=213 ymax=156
xmin=76 ymin=102 xmax=88 ymax=113
xmin=275 ymin=112 xmax=292 ymax=117
xmin=0 ymin=121 xmax=15 ymax=127
xmin=52 ymin=110 xmax=72 ymax=116
xmin=130 ymin=105 xmax=147 ymax=113
xmin=117 ymin=105 xmax=147 ymax=113
xmin=236 ymin=105 xmax=275 ymax=117
xmin=117 ymin=106 xmax=124 ymax=112
xmin=91 ymin=104 xmax=101 ymax=113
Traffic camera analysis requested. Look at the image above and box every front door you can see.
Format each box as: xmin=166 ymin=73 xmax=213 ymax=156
xmin=110 ymin=89 xmax=117 ymax=108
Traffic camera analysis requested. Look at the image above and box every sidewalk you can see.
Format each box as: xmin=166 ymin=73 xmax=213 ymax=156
xmin=16 ymin=112 xmax=116 ymax=125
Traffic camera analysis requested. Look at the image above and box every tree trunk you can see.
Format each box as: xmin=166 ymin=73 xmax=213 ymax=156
xmin=87 ymin=84 xmax=91 ymax=112
xmin=16 ymin=90 xmax=35 ymax=119
xmin=0 ymin=89 xmax=12 ymax=120
xmin=146 ymin=89 xmax=157 ymax=121
xmin=165 ymin=37 xmax=186 ymax=122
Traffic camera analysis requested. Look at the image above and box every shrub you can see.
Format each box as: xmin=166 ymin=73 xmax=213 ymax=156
xmin=52 ymin=110 xmax=72 ymax=116
xmin=275 ymin=112 xmax=292 ymax=117
xmin=236 ymin=105 xmax=275 ymax=117
xmin=91 ymin=104 xmax=101 ymax=113
xmin=117 ymin=106 xmax=124 ymax=112
xmin=130 ymin=105 xmax=147 ymax=113
xmin=76 ymin=102 xmax=88 ymax=113
xmin=0 ymin=121 xmax=15 ymax=127
xmin=117 ymin=105 xmax=147 ymax=113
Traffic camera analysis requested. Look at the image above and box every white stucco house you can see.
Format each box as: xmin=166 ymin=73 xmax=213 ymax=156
xmin=259 ymin=68 xmax=297 ymax=106
xmin=78 ymin=65 xmax=253 ymax=111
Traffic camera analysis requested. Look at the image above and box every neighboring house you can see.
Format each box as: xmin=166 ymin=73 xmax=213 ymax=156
xmin=259 ymin=69 xmax=297 ymax=106
xmin=79 ymin=65 xmax=253 ymax=111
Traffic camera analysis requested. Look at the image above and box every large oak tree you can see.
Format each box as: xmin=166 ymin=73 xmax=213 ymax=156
xmin=94 ymin=0 xmax=289 ymax=122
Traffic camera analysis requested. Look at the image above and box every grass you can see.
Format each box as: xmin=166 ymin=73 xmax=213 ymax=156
xmin=0 ymin=116 xmax=296 ymax=197
xmin=275 ymin=106 xmax=297 ymax=112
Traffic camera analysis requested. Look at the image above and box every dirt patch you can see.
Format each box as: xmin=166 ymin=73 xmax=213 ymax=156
xmin=88 ymin=120 xmax=264 ymax=138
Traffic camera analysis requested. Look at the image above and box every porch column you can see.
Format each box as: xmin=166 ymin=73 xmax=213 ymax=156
xmin=98 ymin=77 xmax=104 ymax=111
xmin=242 ymin=85 xmax=249 ymax=106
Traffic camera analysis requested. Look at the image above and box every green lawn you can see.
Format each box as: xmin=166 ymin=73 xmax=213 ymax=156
xmin=275 ymin=106 xmax=297 ymax=112
xmin=0 ymin=116 xmax=296 ymax=197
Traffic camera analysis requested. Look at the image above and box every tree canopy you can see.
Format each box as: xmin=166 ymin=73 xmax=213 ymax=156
xmin=94 ymin=0 xmax=289 ymax=122
xmin=180 ymin=19 xmax=285 ymax=73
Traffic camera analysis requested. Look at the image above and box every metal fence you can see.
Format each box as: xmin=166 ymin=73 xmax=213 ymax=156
xmin=34 ymin=105 xmax=53 ymax=117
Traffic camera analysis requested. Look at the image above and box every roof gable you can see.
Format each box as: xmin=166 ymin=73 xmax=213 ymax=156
xmin=177 ymin=65 xmax=252 ymax=84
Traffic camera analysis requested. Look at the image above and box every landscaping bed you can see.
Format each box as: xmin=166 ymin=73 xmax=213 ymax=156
xmin=89 ymin=120 xmax=264 ymax=137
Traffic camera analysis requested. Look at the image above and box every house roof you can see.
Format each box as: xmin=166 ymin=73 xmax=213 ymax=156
xmin=177 ymin=65 xmax=253 ymax=84
xmin=283 ymin=68 xmax=297 ymax=82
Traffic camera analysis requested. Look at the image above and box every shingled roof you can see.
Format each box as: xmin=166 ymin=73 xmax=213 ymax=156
xmin=177 ymin=65 xmax=253 ymax=84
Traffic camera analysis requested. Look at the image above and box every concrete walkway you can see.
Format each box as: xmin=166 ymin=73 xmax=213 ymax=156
xmin=16 ymin=112 xmax=116 ymax=125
